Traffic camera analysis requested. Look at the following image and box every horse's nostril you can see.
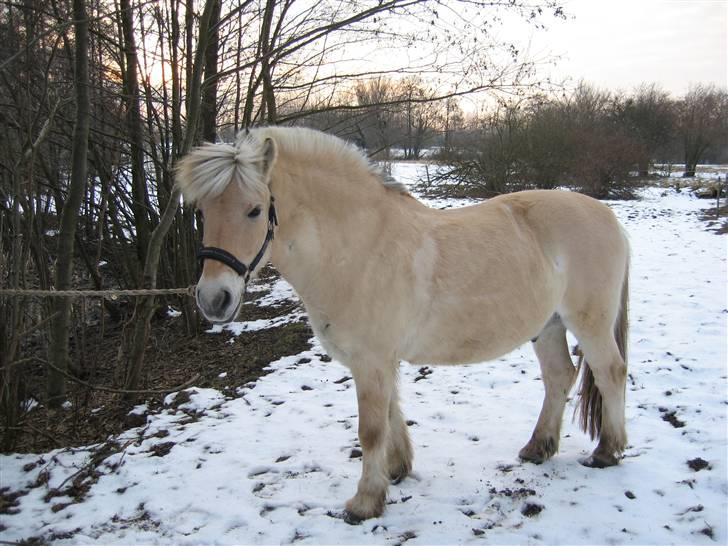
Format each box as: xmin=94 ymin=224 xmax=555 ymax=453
xmin=206 ymin=288 xmax=233 ymax=315
xmin=220 ymin=288 xmax=232 ymax=310
xmin=211 ymin=289 xmax=232 ymax=312
xmin=196 ymin=282 xmax=238 ymax=321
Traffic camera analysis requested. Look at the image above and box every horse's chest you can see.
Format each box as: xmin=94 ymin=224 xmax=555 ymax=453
xmin=307 ymin=312 xmax=353 ymax=364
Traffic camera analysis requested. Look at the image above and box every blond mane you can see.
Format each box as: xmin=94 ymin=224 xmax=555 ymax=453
xmin=250 ymin=126 xmax=409 ymax=194
xmin=175 ymin=139 xmax=269 ymax=205
xmin=176 ymin=126 xmax=408 ymax=205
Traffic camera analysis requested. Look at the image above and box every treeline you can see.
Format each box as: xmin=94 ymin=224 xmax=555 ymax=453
xmin=441 ymin=83 xmax=728 ymax=197
xmin=303 ymin=80 xmax=727 ymax=198
xmin=303 ymin=77 xmax=464 ymax=161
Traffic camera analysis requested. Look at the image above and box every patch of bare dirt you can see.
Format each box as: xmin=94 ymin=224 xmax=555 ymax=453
xmin=5 ymin=269 xmax=313 ymax=454
xmin=699 ymin=205 xmax=728 ymax=234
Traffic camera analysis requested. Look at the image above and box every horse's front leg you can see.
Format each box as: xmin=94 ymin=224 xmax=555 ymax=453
xmin=345 ymin=363 xmax=396 ymax=523
xmin=387 ymin=382 xmax=413 ymax=483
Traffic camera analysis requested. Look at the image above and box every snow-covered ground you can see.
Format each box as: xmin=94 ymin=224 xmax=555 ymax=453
xmin=1 ymin=166 xmax=726 ymax=545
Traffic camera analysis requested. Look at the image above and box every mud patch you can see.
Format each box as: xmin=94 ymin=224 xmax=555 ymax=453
xmin=687 ymin=458 xmax=711 ymax=472
xmin=660 ymin=409 xmax=686 ymax=428
xmin=8 ymin=268 xmax=312 ymax=454
xmin=521 ymin=502 xmax=544 ymax=517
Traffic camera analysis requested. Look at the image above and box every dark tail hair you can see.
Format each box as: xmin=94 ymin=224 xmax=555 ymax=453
xmin=577 ymin=259 xmax=629 ymax=439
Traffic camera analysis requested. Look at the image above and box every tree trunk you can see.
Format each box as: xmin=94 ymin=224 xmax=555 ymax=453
xmin=47 ymin=0 xmax=90 ymax=407
xmin=637 ymin=159 xmax=649 ymax=178
xmin=683 ymin=145 xmax=698 ymax=177
xmin=119 ymin=0 xmax=151 ymax=273
xmin=201 ymin=0 xmax=221 ymax=142
xmin=123 ymin=0 xmax=219 ymax=396
xmin=260 ymin=0 xmax=278 ymax=124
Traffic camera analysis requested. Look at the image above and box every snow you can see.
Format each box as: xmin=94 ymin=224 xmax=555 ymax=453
xmin=20 ymin=398 xmax=39 ymax=412
xmin=127 ymin=404 xmax=148 ymax=417
xmin=205 ymin=278 xmax=306 ymax=336
xmin=1 ymin=174 xmax=726 ymax=545
xmin=653 ymin=165 xmax=728 ymax=181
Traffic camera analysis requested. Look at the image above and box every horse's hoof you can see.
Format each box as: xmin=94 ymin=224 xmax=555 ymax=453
xmin=519 ymin=452 xmax=545 ymax=465
xmin=580 ymin=453 xmax=619 ymax=468
xmin=389 ymin=465 xmax=411 ymax=484
xmin=343 ymin=510 xmax=364 ymax=525
xmin=345 ymin=494 xmax=384 ymax=523
xmin=518 ymin=437 xmax=556 ymax=464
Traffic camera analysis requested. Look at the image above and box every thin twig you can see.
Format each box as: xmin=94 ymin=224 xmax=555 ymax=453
xmin=16 ymin=311 xmax=60 ymax=339
xmin=39 ymin=357 xmax=200 ymax=395
xmin=53 ymin=438 xmax=135 ymax=492
xmin=5 ymin=424 xmax=62 ymax=446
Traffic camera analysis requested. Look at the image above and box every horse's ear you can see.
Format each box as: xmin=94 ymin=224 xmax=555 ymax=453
xmin=262 ymin=137 xmax=277 ymax=182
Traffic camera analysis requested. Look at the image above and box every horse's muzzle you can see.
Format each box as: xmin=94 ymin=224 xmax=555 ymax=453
xmin=195 ymin=278 xmax=243 ymax=323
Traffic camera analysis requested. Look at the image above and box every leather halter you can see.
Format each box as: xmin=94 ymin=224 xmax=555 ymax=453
xmin=197 ymin=196 xmax=278 ymax=284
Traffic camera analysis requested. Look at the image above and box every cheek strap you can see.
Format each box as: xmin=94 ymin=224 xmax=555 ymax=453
xmin=197 ymin=196 xmax=278 ymax=284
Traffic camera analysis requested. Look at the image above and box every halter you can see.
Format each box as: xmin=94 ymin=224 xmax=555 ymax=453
xmin=197 ymin=196 xmax=278 ymax=284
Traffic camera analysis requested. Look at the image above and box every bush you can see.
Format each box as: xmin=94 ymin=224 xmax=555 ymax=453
xmin=445 ymin=84 xmax=648 ymax=199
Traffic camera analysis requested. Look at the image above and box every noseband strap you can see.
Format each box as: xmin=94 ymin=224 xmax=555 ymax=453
xmin=197 ymin=196 xmax=278 ymax=284
xmin=197 ymin=247 xmax=248 ymax=277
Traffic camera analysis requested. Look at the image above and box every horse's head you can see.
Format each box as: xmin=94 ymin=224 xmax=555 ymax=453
xmin=176 ymin=135 xmax=278 ymax=323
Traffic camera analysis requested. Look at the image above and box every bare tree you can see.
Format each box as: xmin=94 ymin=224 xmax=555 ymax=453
xmin=353 ymin=77 xmax=398 ymax=157
xmin=201 ymin=0 xmax=222 ymax=141
xmin=442 ymin=97 xmax=465 ymax=153
xmin=677 ymin=84 xmax=728 ymax=177
xmin=123 ymin=0 xmax=221 ymax=393
xmin=47 ymin=0 xmax=91 ymax=407
xmin=618 ymin=84 xmax=675 ymax=176
xmin=118 ymin=0 xmax=152 ymax=270
xmin=398 ymin=78 xmax=440 ymax=159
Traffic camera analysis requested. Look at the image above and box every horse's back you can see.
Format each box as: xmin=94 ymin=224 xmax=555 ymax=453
xmin=400 ymin=190 xmax=628 ymax=364
xmin=486 ymin=190 xmax=623 ymax=247
xmin=428 ymin=189 xmax=626 ymax=288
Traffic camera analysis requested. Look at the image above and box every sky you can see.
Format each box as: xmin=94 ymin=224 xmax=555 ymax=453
xmin=523 ymin=0 xmax=727 ymax=95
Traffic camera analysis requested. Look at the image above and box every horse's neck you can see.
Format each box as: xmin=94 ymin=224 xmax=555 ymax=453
xmin=268 ymin=155 xmax=407 ymax=308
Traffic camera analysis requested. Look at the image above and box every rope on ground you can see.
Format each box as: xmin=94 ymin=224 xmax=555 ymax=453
xmin=0 ymin=286 xmax=196 ymax=298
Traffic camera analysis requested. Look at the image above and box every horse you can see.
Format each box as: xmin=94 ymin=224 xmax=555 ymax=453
xmin=176 ymin=126 xmax=630 ymax=523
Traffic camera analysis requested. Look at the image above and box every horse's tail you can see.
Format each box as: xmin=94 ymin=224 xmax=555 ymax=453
xmin=577 ymin=256 xmax=629 ymax=440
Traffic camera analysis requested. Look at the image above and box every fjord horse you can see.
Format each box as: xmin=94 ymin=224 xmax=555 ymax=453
xmin=176 ymin=127 xmax=629 ymax=522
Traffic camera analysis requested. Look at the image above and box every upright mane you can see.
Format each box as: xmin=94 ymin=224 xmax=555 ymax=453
xmin=176 ymin=126 xmax=408 ymax=205
xmin=249 ymin=126 xmax=409 ymax=195
xmin=175 ymin=139 xmax=270 ymax=205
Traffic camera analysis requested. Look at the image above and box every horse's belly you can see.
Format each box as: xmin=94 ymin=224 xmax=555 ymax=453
xmin=400 ymin=301 xmax=551 ymax=365
xmin=405 ymin=335 xmax=520 ymax=365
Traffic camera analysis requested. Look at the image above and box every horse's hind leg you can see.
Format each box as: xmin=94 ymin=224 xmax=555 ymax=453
xmin=519 ymin=315 xmax=577 ymax=464
xmin=574 ymin=332 xmax=627 ymax=467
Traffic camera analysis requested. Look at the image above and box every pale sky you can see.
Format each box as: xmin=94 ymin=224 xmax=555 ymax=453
xmin=523 ymin=0 xmax=727 ymax=95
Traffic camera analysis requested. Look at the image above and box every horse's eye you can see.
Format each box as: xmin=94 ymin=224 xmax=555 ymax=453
xmin=248 ymin=206 xmax=262 ymax=219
